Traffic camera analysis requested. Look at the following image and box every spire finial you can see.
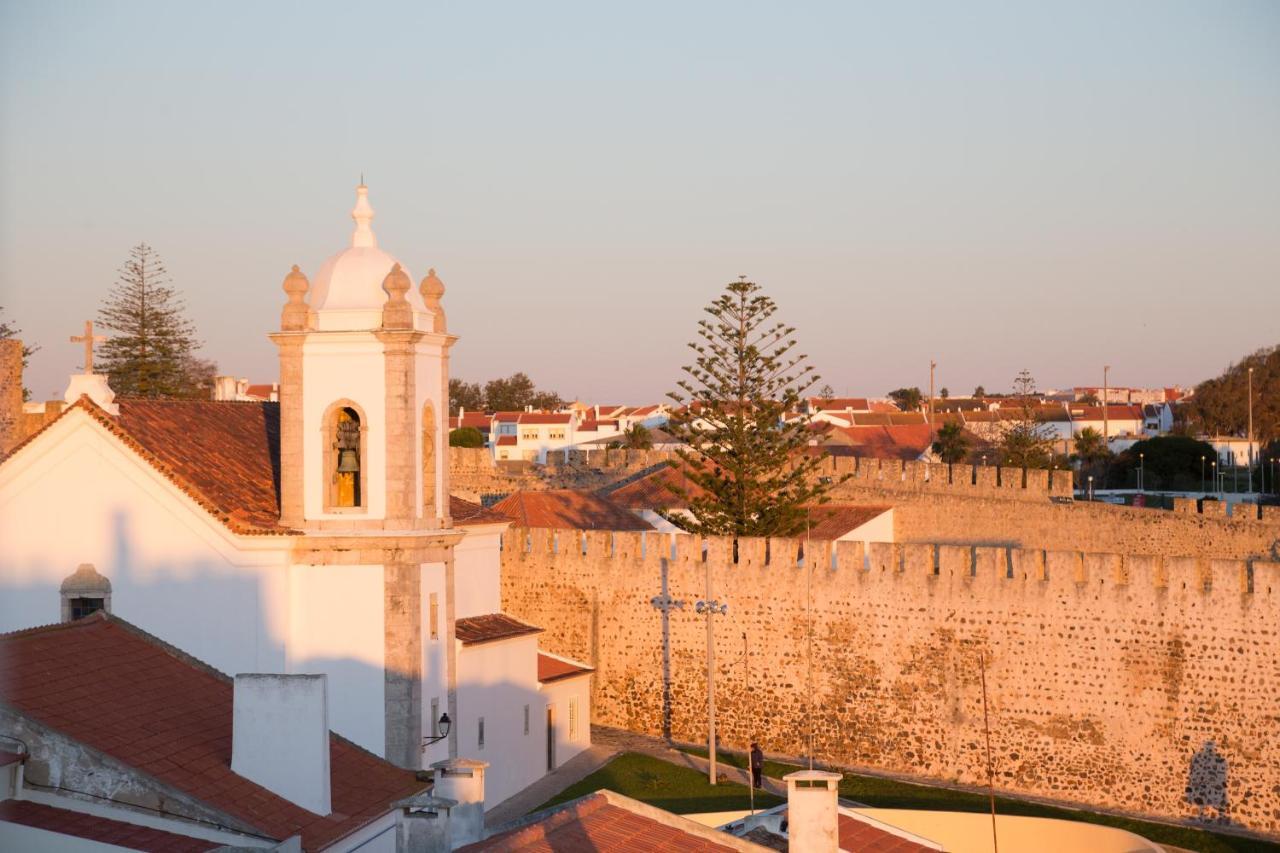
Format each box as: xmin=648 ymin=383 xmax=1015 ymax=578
xmin=351 ymin=182 xmax=376 ymax=248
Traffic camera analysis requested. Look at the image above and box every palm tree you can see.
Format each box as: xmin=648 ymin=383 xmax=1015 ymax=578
xmin=622 ymin=423 xmax=653 ymax=450
xmin=932 ymin=421 xmax=970 ymax=464
xmin=1073 ymin=427 xmax=1108 ymax=464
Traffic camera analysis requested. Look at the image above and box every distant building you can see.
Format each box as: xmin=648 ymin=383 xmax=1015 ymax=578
xmin=212 ymin=375 xmax=279 ymax=402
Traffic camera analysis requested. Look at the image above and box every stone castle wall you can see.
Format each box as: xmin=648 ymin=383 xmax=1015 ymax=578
xmin=0 ymin=339 xmax=24 ymax=457
xmin=500 ymin=526 xmax=1280 ymax=836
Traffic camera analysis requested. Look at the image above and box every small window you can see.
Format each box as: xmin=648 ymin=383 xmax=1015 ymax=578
xmin=430 ymin=698 xmax=440 ymax=737
xmin=521 ymin=431 xmax=539 ymax=441
xmin=429 ymin=593 xmax=439 ymax=641
xmin=478 ymin=717 xmax=485 ymax=750
xmin=523 ymin=704 xmax=530 ymax=736
xmin=70 ymin=597 xmax=104 ymax=620
xmin=548 ymin=430 xmax=565 ymax=440
xmin=569 ymin=698 xmax=578 ymax=740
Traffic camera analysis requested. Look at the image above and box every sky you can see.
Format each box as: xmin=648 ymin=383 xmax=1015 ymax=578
xmin=1 ymin=1 xmax=1278 ymax=404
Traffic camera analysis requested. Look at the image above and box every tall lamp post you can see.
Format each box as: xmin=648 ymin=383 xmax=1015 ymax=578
xmin=1139 ymin=452 xmax=1145 ymax=492
xmin=1211 ymin=459 xmax=1218 ymax=496
xmin=1247 ymin=367 xmax=1254 ymax=494
xmin=696 ymin=584 xmax=728 ymax=786
xmin=1201 ymin=455 xmax=1206 ymax=495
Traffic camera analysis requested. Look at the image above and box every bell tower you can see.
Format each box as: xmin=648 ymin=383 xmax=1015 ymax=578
xmin=270 ymin=183 xmax=455 ymax=531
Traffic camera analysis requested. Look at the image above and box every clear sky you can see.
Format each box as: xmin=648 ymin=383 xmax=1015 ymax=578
xmin=2 ymin=1 xmax=1277 ymax=403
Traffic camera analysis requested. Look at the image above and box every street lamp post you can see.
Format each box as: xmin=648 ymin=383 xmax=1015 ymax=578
xmin=696 ymin=578 xmax=729 ymax=786
xmin=1247 ymin=367 xmax=1254 ymax=494
xmin=1139 ymin=452 xmax=1145 ymax=492
xmin=1212 ymin=460 xmax=1218 ymax=497
xmin=1087 ymin=475 xmax=1094 ymax=501
xmin=1201 ymin=455 xmax=1206 ymax=495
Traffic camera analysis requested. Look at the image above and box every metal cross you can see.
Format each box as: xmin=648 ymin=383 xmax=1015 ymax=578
xmin=70 ymin=321 xmax=106 ymax=374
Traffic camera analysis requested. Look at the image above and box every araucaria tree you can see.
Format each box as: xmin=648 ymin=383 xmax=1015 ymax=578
xmin=97 ymin=244 xmax=206 ymax=398
xmin=1000 ymin=369 xmax=1055 ymax=468
xmin=666 ymin=278 xmax=842 ymax=537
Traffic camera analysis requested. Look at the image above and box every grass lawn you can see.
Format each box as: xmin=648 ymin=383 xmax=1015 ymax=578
xmin=533 ymin=752 xmax=784 ymax=816
xmin=679 ymin=747 xmax=1279 ymax=853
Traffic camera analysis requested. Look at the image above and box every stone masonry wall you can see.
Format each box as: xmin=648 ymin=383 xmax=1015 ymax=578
xmin=0 ymin=339 xmax=23 ymax=457
xmin=500 ymin=527 xmax=1280 ymax=836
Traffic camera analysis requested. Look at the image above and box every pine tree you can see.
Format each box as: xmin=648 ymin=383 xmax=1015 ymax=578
xmin=1000 ymin=369 xmax=1055 ymax=468
xmin=96 ymin=244 xmax=205 ymax=398
xmin=665 ymin=278 xmax=844 ymax=537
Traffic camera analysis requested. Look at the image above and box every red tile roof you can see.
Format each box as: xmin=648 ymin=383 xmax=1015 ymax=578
xmin=450 ymin=495 xmax=512 ymax=527
xmin=603 ymin=466 xmax=702 ymax=511
xmin=836 ymin=812 xmax=939 ymax=852
xmin=455 ymin=613 xmax=543 ymax=646
xmin=496 ymin=435 xmax=517 ymax=446
xmin=809 ymin=397 xmax=870 ymax=412
xmin=461 ymin=791 xmax=745 ymax=852
xmin=0 ymin=800 xmax=219 ymax=852
xmin=245 ymin=384 xmax=277 ymax=399
xmin=1 ymin=397 xmax=293 ymax=536
xmin=804 ymin=504 xmax=892 ymax=540
xmin=537 ymin=653 xmax=593 ymax=684
xmin=0 ymin=613 xmax=425 ymax=850
xmin=490 ymin=490 xmax=654 ymax=531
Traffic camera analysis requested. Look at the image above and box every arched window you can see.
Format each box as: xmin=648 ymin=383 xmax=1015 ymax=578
xmin=323 ymin=401 xmax=367 ymax=510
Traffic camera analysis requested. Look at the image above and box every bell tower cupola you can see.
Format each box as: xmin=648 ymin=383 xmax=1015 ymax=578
xmin=270 ymin=183 xmax=455 ymax=531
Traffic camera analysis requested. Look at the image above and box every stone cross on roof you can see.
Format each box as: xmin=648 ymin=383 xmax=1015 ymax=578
xmin=70 ymin=320 xmax=106 ymax=374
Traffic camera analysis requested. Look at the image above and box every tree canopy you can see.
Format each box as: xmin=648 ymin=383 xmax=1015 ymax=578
xmin=888 ymin=387 xmax=923 ymax=412
xmin=1186 ymin=345 xmax=1278 ymax=444
xmin=96 ymin=244 xmax=210 ymax=398
xmin=1000 ymin=369 xmax=1055 ymax=469
xmin=666 ymin=278 xmax=843 ymax=537
xmin=1108 ymin=435 xmax=1216 ymax=490
xmin=449 ymin=426 xmax=485 ymax=448
xmin=931 ymin=421 xmax=970 ymax=464
xmin=448 ymin=372 xmax=563 ymax=413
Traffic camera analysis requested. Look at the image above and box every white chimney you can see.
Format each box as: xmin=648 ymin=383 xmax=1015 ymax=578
xmin=784 ymin=769 xmax=842 ymax=853
xmin=431 ymin=758 xmax=488 ymax=848
xmin=231 ymin=674 xmax=331 ymax=815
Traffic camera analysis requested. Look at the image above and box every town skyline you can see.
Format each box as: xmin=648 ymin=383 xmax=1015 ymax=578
xmin=3 ymin=1 xmax=1278 ymax=402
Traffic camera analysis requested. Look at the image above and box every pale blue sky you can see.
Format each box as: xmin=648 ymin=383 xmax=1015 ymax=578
xmin=2 ymin=1 xmax=1277 ymax=402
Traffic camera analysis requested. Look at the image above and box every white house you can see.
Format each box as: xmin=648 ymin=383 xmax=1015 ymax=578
xmin=0 ymin=183 xmax=590 ymax=812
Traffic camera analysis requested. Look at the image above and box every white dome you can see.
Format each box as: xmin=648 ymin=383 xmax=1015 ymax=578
xmin=308 ymin=185 xmax=428 ymax=330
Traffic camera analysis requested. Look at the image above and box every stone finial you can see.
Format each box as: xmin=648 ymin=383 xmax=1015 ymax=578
xmin=281 ymin=264 xmax=311 ymax=332
xmin=381 ymin=263 xmax=413 ymax=330
xmin=61 ymin=563 xmax=112 ymax=595
xmin=351 ymin=183 xmax=377 ymax=248
xmin=420 ymin=268 xmax=447 ymax=333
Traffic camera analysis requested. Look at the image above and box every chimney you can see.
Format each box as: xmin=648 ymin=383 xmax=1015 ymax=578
xmin=430 ymin=758 xmax=488 ymax=848
xmin=231 ymin=674 xmax=331 ymax=815
xmin=0 ymin=339 xmax=23 ymax=457
xmin=784 ymin=769 xmax=842 ymax=853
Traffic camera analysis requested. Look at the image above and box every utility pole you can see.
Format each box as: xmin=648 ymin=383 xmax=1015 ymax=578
xmin=697 ymin=565 xmax=728 ymax=786
xmin=929 ymin=360 xmax=936 ymax=449
xmin=1102 ymin=365 xmax=1110 ymax=450
xmin=1247 ymin=367 xmax=1254 ymax=494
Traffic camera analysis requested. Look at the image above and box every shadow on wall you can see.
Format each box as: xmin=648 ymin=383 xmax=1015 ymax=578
xmin=1186 ymin=741 xmax=1230 ymax=825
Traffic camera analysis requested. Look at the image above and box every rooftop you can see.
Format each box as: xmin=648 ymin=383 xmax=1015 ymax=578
xmin=489 ymin=490 xmax=654 ymax=531
xmin=0 ymin=613 xmax=425 ymax=850
xmin=455 ymin=613 xmax=543 ymax=646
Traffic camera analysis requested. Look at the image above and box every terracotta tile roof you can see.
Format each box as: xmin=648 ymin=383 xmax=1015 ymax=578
xmin=0 ymin=799 xmax=220 ymax=852
xmin=537 ymin=652 xmax=593 ymax=684
xmin=518 ymin=413 xmax=572 ymax=425
xmin=0 ymin=397 xmax=293 ymax=536
xmin=603 ymin=466 xmax=702 ymax=511
xmin=0 ymin=613 xmax=425 ymax=850
xmin=808 ymin=397 xmax=870 ymax=412
xmin=244 ymin=384 xmax=277 ymax=399
xmin=490 ymin=490 xmax=654 ymax=531
xmin=820 ymin=424 xmax=932 ymax=461
xmin=461 ymin=791 xmax=748 ymax=852
xmin=450 ymin=495 xmax=512 ymax=526
xmin=836 ymin=812 xmax=940 ymax=852
xmin=1068 ymin=404 xmax=1144 ymax=421
xmin=496 ymin=435 xmax=517 ymax=446
xmin=804 ymin=504 xmax=892 ymax=540
xmin=455 ymin=613 xmax=543 ymax=646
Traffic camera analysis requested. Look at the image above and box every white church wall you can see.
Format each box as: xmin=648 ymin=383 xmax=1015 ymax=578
xmin=287 ymin=562 xmax=385 ymax=755
xmin=0 ymin=414 xmax=291 ymax=676
xmin=453 ymin=529 xmax=503 ymax=620
xmin=419 ymin=560 xmax=450 ymax=769
xmin=301 ymin=336 xmax=387 ymax=521
xmin=455 ymin=636 xmax=544 ymax=808
xmin=540 ymin=674 xmax=591 ymax=773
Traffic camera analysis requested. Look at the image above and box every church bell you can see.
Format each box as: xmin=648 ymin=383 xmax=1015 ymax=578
xmin=337 ymin=448 xmax=360 ymax=473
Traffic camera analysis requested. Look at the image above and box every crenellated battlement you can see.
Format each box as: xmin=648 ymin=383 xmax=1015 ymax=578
xmin=501 ymin=527 xmax=1278 ymax=602
xmin=500 ymin=524 xmax=1280 ymax=836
